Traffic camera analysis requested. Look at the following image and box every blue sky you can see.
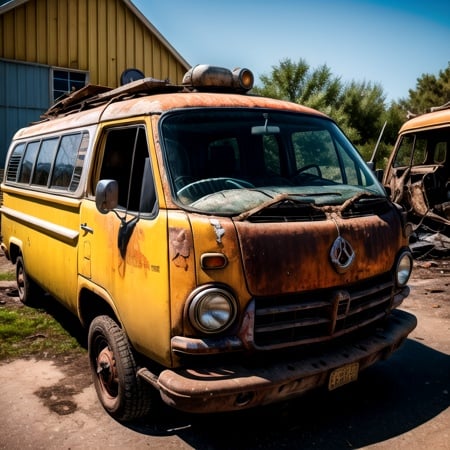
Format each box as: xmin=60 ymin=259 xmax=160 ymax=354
xmin=132 ymin=0 xmax=449 ymax=104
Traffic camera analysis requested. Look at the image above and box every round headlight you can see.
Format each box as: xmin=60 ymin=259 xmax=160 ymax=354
xmin=189 ymin=288 xmax=237 ymax=333
xmin=396 ymin=251 xmax=413 ymax=286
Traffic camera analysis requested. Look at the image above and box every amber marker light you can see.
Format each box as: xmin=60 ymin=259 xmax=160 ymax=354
xmin=201 ymin=253 xmax=228 ymax=269
xmin=232 ymin=67 xmax=254 ymax=91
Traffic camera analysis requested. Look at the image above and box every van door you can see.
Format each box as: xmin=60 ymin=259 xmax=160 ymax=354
xmin=78 ymin=124 xmax=171 ymax=363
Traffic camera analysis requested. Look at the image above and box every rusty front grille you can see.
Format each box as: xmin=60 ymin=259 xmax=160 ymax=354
xmin=253 ymin=273 xmax=396 ymax=349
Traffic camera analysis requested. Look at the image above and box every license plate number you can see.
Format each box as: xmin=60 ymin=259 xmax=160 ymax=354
xmin=328 ymin=362 xmax=359 ymax=390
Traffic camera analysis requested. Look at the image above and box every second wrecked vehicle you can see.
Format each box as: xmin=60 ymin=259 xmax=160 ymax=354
xmin=1 ymin=65 xmax=416 ymax=422
xmin=383 ymin=103 xmax=450 ymax=255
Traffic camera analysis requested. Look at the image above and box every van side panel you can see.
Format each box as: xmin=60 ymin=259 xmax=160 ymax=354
xmin=1 ymin=188 xmax=80 ymax=313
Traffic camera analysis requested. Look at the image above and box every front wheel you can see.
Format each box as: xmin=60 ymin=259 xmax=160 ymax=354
xmin=88 ymin=315 xmax=155 ymax=422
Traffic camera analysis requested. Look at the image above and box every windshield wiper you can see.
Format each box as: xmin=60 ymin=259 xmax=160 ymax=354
xmin=318 ymin=191 xmax=387 ymax=218
xmin=339 ymin=192 xmax=385 ymax=211
xmin=233 ymin=193 xmax=319 ymax=221
xmin=233 ymin=191 xmax=384 ymax=221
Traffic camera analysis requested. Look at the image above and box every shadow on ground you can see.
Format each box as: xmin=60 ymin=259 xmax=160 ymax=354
xmin=121 ymin=339 xmax=449 ymax=450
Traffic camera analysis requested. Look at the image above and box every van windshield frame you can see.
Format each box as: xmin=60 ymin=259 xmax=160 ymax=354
xmin=160 ymin=108 xmax=385 ymax=215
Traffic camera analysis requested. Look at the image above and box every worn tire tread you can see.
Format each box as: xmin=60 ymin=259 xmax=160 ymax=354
xmin=88 ymin=315 xmax=154 ymax=422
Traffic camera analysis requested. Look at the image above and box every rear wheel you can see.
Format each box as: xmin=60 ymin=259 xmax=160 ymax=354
xmin=88 ymin=315 xmax=155 ymax=422
xmin=15 ymin=256 xmax=42 ymax=305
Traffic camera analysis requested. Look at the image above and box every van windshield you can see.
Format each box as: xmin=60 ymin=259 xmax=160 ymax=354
xmin=160 ymin=109 xmax=385 ymax=215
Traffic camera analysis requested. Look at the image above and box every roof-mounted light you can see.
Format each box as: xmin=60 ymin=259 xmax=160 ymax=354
xmin=182 ymin=65 xmax=254 ymax=93
xmin=232 ymin=67 xmax=254 ymax=91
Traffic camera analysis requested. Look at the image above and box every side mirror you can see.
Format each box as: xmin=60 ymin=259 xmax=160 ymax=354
xmin=95 ymin=179 xmax=119 ymax=214
xmin=374 ymin=168 xmax=384 ymax=182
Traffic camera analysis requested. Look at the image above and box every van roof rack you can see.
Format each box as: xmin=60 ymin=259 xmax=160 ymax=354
xmin=430 ymin=101 xmax=450 ymax=112
xmin=40 ymin=65 xmax=255 ymax=119
xmin=41 ymin=77 xmax=181 ymax=119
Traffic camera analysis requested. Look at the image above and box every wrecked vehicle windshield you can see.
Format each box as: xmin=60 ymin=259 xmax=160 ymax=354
xmin=161 ymin=109 xmax=385 ymax=215
xmin=384 ymin=121 xmax=450 ymax=255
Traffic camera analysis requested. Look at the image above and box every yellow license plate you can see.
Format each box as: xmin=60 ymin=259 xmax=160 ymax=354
xmin=328 ymin=362 xmax=359 ymax=390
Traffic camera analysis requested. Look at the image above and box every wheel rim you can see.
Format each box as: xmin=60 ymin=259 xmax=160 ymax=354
xmin=16 ymin=264 xmax=25 ymax=300
xmin=95 ymin=341 xmax=119 ymax=400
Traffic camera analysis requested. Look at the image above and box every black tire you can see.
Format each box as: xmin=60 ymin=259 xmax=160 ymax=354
xmin=15 ymin=255 xmax=42 ymax=305
xmin=88 ymin=315 xmax=155 ymax=422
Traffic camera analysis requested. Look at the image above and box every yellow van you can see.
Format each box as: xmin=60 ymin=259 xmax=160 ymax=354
xmin=1 ymin=65 xmax=417 ymax=422
xmin=383 ymin=103 xmax=450 ymax=251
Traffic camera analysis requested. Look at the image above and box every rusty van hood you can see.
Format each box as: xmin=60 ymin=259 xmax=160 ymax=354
xmin=233 ymin=205 xmax=404 ymax=296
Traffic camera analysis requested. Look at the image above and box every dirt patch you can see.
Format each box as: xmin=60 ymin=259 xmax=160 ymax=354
xmin=0 ymin=252 xmax=92 ymax=420
xmin=33 ymin=353 xmax=92 ymax=416
xmin=0 ymin=356 xmax=91 ymax=415
xmin=407 ymin=258 xmax=450 ymax=315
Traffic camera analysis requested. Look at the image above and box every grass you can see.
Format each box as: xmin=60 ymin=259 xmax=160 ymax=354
xmin=0 ymin=259 xmax=86 ymax=361
xmin=0 ymin=270 xmax=15 ymax=281
xmin=0 ymin=309 xmax=78 ymax=359
xmin=0 ymin=304 xmax=83 ymax=360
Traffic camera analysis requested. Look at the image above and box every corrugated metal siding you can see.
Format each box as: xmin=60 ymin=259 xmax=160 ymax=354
xmin=0 ymin=0 xmax=190 ymax=86
xmin=0 ymin=59 xmax=49 ymax=166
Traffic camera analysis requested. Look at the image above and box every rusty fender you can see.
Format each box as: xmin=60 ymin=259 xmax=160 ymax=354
xmin=138 ymin=310 xmax=417 ymax=414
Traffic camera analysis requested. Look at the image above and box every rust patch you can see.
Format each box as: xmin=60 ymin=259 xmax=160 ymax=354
xmin=409 ymin=182 xmax=429 ymax=216
xmin=124 ymin=227 xmax=150 ymax=270
xmin=170 ymin=227 xmax=192 ymax=270
xmin=235 ymin=211 xmax=402 ymax=296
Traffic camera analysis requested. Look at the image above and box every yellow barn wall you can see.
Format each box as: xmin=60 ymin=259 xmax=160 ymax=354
xmin=0 ymin=0 xmax=190 ymax=87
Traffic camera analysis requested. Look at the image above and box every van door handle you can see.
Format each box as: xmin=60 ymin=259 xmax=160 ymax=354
xmin=81 ymin=223 xmax=94 ymax=234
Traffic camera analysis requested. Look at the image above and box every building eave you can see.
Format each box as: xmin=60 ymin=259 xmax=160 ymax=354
xmin=0 ymin=0 xmax=30 ymax=15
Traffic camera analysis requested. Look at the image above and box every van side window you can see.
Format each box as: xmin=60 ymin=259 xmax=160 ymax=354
xmin=5 ymin=131 xmax=88 ymax=192
xmin=69 ymin=132 xmax=89 ymax=191
xmin=51 ymin=132 xmax=88 ymax=191
xmin=99 ymin=126 xmax=156 ymax=214
xmin=19 ymin=141 xmax=40 ymax=183
xmin=394 ymin=135 xmax=427 ymax=167
xmin=32 ymin=138 xmax=59 ymax=185
xmin=434 ymin=141 xmax=447 ymax=164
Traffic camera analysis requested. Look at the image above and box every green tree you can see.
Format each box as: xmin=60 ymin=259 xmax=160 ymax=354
xmin=253 ymin=59 xmax=450 ymax=168
xmin=400 ymin=62 xmax=450 ymax=114
xmin=340 ymin=81 xmax=385 ymax=143
xmin=253 ymin=58 xmax=342 ymax=106
xmin=254 ymin=59 xmax=388 ymax=161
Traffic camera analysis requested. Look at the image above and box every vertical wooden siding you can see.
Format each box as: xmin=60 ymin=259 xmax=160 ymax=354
xmin=0 ymin=0 xmax=189 ymax=86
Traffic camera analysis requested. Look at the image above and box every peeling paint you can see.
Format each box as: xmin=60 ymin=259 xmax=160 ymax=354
xmin=210 ymin=219 xmax=225 ymax=244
